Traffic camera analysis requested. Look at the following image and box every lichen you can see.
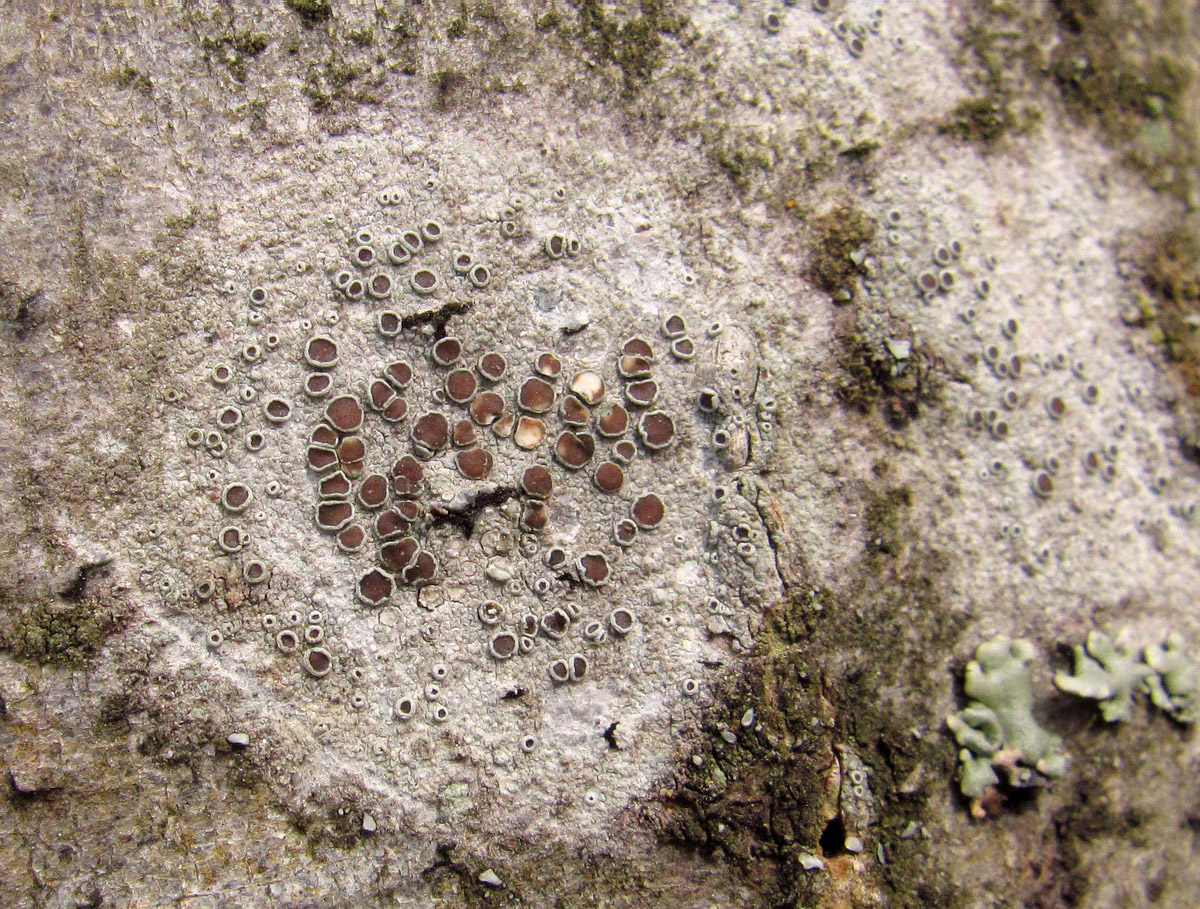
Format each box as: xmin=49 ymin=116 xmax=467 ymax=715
xmin=1143 ymin=633 xmax=1200 ymax=723
xmin=947 ymin=636 xmax=1068 ymax=818
xmin=1054 ymin=629 xmax=1152 ymax=722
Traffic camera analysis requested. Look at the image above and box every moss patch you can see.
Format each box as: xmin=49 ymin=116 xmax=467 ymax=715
xmin=805 ymin=204 xmax=876 ymax=298
xmin=1046 ymin=0 xmax=1197 ymax=195
xmin=947 ymin=1 xmax=1198 ymax=196
xmin=942 ymin=93 xmax=1035 ymax=144
xmin=568 ymin=0 xmax=688 ymax=97
xmin=1 ymin=600 xmax=118 ymax=667
xmin=706 ymin=123 xmax=777 ymax=185
xmin=537 ymin=10 xmax=563 ymax=31
xmin=431 ymin=68 xmax=469 ymax=111
xmin=693 ymin=119 xmax=840 ymax=211
xmin=863 ymin=483 xmax=913 ymax=562
xmin=1142 ymin=225 xmax=1200 ymax=369
xmin=302 ymin=54 xmax=377 ymax=109
xmin=0 ymin=272 xmax=46 ymax=342
xmin=285 ymin=0 xmax=333 ymax=24
xmin=110 ymin=65 xmax=153 ymax=93
xmin=154 ymin=204 xmax=217 ymax=291
xmin=651 ymin=480 xmax=966 ymax=905
xmin=1134 ymin=223 xmax=1200 ymax=456
xmin=1021 ymin=712 xmax=1195 ymax=906
xmin=199 ymin=32 xmax=268 ymax=83
xmin=833 ymin=331 xmax=943 ymax=429
xmin=941 ymin=13 xmax=1042 ymax=145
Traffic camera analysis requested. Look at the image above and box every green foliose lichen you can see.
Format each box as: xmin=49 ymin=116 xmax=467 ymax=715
xmin=947 ymin=636 xmax=1068 ymax=815
xmin=1143 ymin=633 xmax=1200 ymax=723
xmin=1054 ymin=629 xmax=1152 ymax=722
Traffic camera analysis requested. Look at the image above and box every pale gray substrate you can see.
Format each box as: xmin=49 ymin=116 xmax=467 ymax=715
xmin=1 ymin=2 xmax=1197 ymax=906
